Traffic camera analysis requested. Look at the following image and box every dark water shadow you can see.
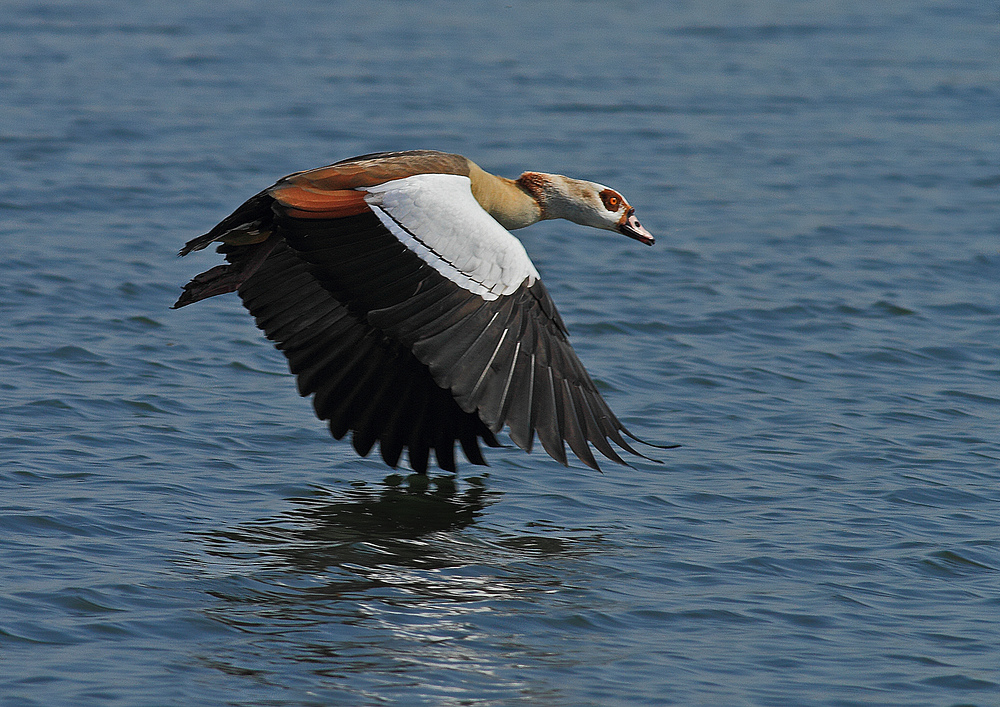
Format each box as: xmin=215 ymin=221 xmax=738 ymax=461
xmin=195 ymin=473 xmax=503 ymax=588
xmin=190 ymin=470 xmax=609 ymax=611
xmin=182 ymin=473 xmax=602 ymax=704
xmin=184 ymin=472 xmax=606 ymax=702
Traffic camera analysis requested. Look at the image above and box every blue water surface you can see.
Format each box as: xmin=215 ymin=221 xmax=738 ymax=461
xmin=2 ymin=1 xmax=999 ymax=705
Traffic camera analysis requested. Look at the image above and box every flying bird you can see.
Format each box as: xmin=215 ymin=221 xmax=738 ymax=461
xmin=174 ymin=150 xmax=666 ymax=474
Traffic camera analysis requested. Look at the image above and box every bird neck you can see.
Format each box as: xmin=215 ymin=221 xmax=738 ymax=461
xmin=515 ymin=172 xmax=599 ymax=227
xmin=467 ymin=162 xmax=544 ymax=230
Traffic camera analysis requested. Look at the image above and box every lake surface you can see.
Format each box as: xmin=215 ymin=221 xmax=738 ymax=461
xmin=2 ymin=1 xmax=999 ymax=705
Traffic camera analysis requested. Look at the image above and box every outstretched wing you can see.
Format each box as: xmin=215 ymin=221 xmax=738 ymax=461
xmin=234 ymin=239 xmax=501 ymax=474
xmin=176 ymin=157 xmax=655 ymax=472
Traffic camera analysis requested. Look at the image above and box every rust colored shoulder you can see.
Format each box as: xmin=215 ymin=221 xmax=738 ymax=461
xmin=269 ymin=185 xmax=372 ymax=219
xmin=275 ymin=150 xmax=472 ymax=191
xmin=267 ymin=151 xmax=473 ymax=219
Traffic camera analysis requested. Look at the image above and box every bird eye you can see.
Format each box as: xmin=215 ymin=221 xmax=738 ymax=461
xmin=599 ymin=189 xmax=622 ymax=211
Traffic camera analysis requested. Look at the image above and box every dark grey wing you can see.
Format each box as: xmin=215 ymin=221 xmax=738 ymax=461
xmin=278 ymin=210 xmax=656 ymax=471
xmin=234 ymin=239 xmax=500 ymax=474
xmin=177 ymin=183 xmax=659 ymax=473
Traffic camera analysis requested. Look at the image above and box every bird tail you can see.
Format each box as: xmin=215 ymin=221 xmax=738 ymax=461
xmin=172 ymin=192 xmax=279 ymax=308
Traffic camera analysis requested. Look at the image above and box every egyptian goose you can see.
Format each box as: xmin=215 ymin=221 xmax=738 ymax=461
xmin=174 ymin=150 xmax=665 ymax=474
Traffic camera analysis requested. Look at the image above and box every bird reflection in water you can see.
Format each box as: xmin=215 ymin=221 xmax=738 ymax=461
xmin=192 ymin=474 xmax=581 ymax=693
xmin=288 ymin=472 xmax=498 ymax=543
xmin=199 ymin=473 xmax=503 ymax=596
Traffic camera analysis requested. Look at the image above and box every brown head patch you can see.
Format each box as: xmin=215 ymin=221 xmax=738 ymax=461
xmin=516 ymin=172 xmax=551 ymax=207
xmin=599 ymin=189 xmax=623 ymax=212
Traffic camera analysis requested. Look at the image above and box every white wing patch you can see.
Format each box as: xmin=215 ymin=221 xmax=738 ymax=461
xmin=362 ymin=173 xmax=539 ymax=301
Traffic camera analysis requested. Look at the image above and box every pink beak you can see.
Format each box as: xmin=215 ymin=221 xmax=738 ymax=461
xmin=619 ymin=209 xmax=655 ymax=246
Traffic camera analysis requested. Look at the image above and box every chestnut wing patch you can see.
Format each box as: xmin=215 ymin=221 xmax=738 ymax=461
xmin=270 ymin=185 xmax=371 ymax=220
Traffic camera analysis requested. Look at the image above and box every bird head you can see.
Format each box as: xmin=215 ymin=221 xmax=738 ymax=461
xmin=518 ymin=172 xmax=655 ymax=246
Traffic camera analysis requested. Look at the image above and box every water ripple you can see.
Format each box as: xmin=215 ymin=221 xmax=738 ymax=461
xmin=3 ymin=1 xmax=1000 ymax=705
